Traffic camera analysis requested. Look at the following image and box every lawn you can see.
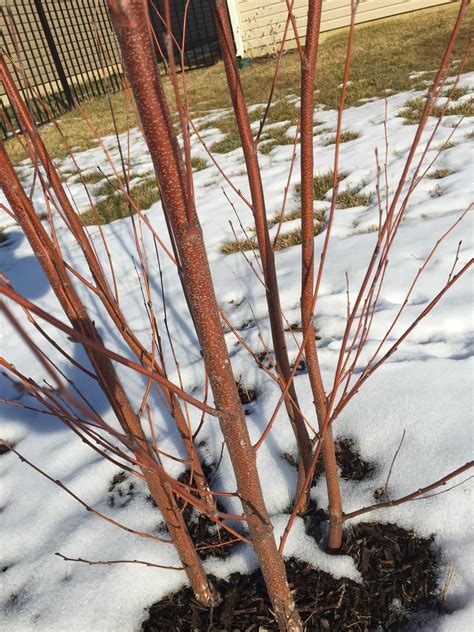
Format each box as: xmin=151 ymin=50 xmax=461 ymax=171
xmin=5 ymin=4 xmax=473 ymax=165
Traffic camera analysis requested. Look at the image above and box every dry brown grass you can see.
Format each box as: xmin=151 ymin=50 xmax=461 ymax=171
xmin=5 ymin=4 xmax=472 ymax=165
xmin=269 ymin=208 xmax=326 ymax=226
xmin=221 ymin=216 xmax=325 ymax=255
xmin=191 ymin=157 xmax=208 ymax=171
xmin=336 ymin=186 xmax=373 ymax=208
xmin=429 ymin=168 xmax=454 ymax=179
xmin=296 ymin=170 xmax=348 ymax=201
xmin=259 ymin=124 xmax=296 ymax=154
xmin=322 ymin=130 xmax=360 ymax=146
xmin=399 ymin=95 xmax=474 ymax=124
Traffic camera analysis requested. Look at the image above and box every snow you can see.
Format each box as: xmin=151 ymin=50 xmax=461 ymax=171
xmin=0 ymin=73 xmax=473 ymax=630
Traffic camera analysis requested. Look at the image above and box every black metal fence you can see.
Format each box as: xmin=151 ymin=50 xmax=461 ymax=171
xmin=0 ymin=0 xmax=221 ymax=140
xmin=150 ymin=1 xmax=220 ymax=70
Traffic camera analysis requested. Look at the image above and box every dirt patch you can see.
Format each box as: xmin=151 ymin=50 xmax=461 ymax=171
xmin=142 ymin=520 xmax=441 ymax=631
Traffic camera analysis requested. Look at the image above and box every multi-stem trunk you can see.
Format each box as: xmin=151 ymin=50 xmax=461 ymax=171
xmin=212 ymin=0 xmax=313 ymax=505
xmin=0 ymin=143 xmax=217 ymax=606
xmin=299 ymin=1 xmax=343 ymax=550
xmin=107 ymin=1 xmax=302 ymax=628
xmin=0 ymin=55 xmax=213 ymax=510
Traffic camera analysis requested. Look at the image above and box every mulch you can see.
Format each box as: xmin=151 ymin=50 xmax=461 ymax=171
xmin=283 ymin=437 xmax=374 ymax=484
xmin=142 ymin=436 xmax=444 ymax=631
xmin=142 ymin=520 xmax=442 ymax=631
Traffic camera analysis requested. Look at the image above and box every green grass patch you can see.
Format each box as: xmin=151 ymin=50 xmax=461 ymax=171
xmin=204 ymin=108 xmax=268 ymax=154
xmin=81 ymin=176 xmax=159 ymax=225
xmin=199 ymin=115 xmax=236 ymax=134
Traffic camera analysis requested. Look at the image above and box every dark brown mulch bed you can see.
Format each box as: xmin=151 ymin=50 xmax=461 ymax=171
xmin=142 ymin=521 xmax=442 ymax=631
xmin=177 ymin=466 xmax=241 ymax=561
xmin=284 ymin=437 xmax=374 ymax=483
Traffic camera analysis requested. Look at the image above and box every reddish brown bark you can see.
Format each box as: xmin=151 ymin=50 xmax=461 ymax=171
xmin=299 ymin=0 xmax=343 ymax=550
xmin=0 ymin=142 xmax=217 ymax=606
xmin=213 ymin=0 xmax=313 ymax=505
xmin=106 ymin=1 xmax=302 ymax=628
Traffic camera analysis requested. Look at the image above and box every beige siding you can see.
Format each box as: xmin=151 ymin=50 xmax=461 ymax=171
xmin=236 ymin=0 xmax=455 ymax=56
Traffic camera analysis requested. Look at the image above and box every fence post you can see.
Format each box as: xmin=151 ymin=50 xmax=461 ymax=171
xmin=32 ymin=0 xmax=75 ymax=109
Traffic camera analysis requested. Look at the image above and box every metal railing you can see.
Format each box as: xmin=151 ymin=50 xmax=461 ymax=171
xmin=1 ymin=0 xmax=221 ymax=140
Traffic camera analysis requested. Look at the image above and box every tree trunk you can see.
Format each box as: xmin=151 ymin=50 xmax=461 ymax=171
xmin=106 ymin=1 xmax=302 ymax=628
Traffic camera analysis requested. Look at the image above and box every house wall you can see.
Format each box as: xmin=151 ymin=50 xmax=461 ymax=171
xmin=234 ymin=0 xmax=455 ymax=57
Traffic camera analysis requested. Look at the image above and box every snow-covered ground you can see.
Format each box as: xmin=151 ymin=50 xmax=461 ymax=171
xmin=0 ymin=74 xmax=473 ymax=631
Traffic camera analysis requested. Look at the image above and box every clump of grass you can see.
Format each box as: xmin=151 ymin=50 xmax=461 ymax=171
xmin=322 ymin=130 xmax=360 ymax=146
xmin=191 ymin=157 xmax=208 ymax=171
xmin=248 ymin=106 xmax=265 ymax=123
xmin=81 ymin=176 xmax=160 ymax=225
xmin=353 ymin=223 xmax=379 ymax=235
xmin=442 ymin=86 xmax=469 ymax=100
xmin=269 ymin=208 xmax=325 ymax=226
xmin=273 ymin=223 xmax=324 ymax=251
xmin=74 ymin=169 xmax=105 ymax=185
xmin=221 ymin=236 xmax=257 ymax=255
xmin=200 ymin=115 xmax=242 ymax=153
xmin=399 ymin=96 xmax=474 ymax=124
xmin=439 ymin=139 xmax=457 ymax=150
xmin=210 ymin=132 xmax=242 ymax=154
xmin=94 ymin=177 xmax=121 ymax=197
xmin=430 ymin=168 xmax=453 ymax=179
xmin=465 ymin=129 xmax=474 ymax=140
xmin=429 ymin=184 xmax=443 ymax=198
xmin=295 ymin=170 xmax=348 ymax=201
xmin=313 ymin=125 xmax=331 ymax=137
xmin=221 ymin=221 xmax=324 ymax=255
xmin=336 ymin=186 xmax=373 ymax=208
xmin=0 ymin=227 xmax=6 ymax=243
xmin=199 ymin=115 xmax=237 ymax=135
xmin=259 ymin=124 xmax=295 ymax=154
xmin=266 ymin=99 xmax=300 ymax=124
